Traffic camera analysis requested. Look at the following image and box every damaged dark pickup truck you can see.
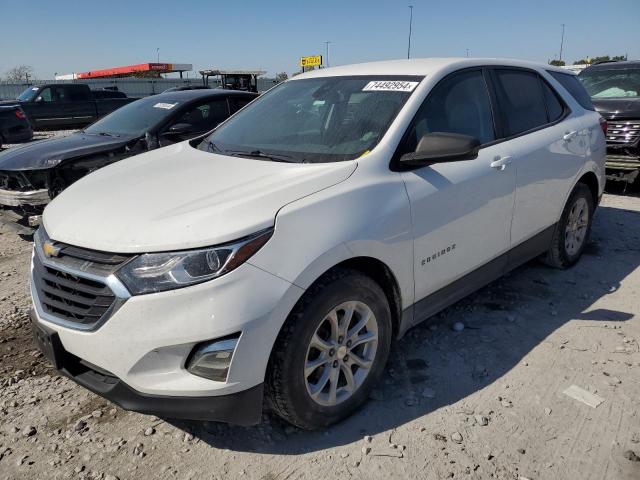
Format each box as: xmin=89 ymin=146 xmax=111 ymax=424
xmin=579 ymin=61 xmax=640 ymax=184
xmin=0 ymin=89 xmax=257 ymax=234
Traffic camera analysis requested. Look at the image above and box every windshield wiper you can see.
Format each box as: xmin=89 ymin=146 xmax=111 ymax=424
xmin=203 ymin=140 xmax=225 ymax=154
xmin=225 ymin=149 xmax=300 ymax=163
xmin=97 ymin=132 xmax=119 ymax=137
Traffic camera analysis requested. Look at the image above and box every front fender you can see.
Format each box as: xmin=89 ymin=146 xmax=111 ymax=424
xmin=248 ymin=168 xmax=414 ymax=311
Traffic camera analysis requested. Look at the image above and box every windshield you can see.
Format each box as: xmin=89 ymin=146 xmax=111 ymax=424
xmin=198 ymin=76 xmax=422 ymax=163
xmin=17 ymin=87 xmax=39 ymax=102
xmin=84 ymin=96 xmax=182 ymax=137
xmin=579 ymin=68 xmax=640 ymax=98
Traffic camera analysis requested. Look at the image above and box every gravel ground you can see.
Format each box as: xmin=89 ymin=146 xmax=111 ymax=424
xmin=0 ymin=185 xmax=639 ymax=480
xmin=1 ymin=130 xmax=76 ymax=151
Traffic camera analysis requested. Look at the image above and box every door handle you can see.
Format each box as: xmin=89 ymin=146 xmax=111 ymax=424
xmin=563 ymin=131 xmax=578 ymax=142
xmin=490 ymin=156 xmax=512 ymax=171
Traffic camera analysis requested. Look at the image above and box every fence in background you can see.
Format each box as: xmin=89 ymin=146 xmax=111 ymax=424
xmin=0 ymin=77 xmax=278 ymax=99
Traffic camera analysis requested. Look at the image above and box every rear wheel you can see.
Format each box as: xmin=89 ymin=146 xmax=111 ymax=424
xmin=266 ymin=268 xmax=392 ymax=429
xmin=543 ymin=183 xmax=594 ymax=269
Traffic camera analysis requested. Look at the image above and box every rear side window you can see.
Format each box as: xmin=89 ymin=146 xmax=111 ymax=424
xmin=541 ymin=81 xmax=565 ymax=122
xmin=174 ymin=99 xmax=230 ymax=132
xmin=492 ymin=69 xmax=548 ymax=136
xmin=402 ymin=69 xmax=496 ymax=150
xmin=229 ymin=96 xmax=254 ymax=114
xmin=66 ymin=86 xmax=91 ymax=102
xmin=548 ymin=71 xmax=595 ymax=110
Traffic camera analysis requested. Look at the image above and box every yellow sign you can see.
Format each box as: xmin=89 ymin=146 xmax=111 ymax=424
xmin=300 ymin=55 xmax=323 ymax=68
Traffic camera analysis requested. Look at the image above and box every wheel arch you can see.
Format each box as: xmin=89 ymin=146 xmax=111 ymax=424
xmin=327 ymin=257 xmax=403 ymax=338
xmin=283 ymin=254 xmax=405 ymax=341
xmin=577 ymin=170 xmax=600 ymax=206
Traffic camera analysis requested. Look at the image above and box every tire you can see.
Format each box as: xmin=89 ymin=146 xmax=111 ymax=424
xmin=543 ymin=183 xmax=594 ymax=269
xmin=266 ymin=267 xmax=392 ymax=430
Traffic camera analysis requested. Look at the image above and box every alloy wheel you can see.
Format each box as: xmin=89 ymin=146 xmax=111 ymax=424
xmin=564 ymin=197 xmax=589 ymax=256
xmin=304 ymin=301 xmax=378 ymax=407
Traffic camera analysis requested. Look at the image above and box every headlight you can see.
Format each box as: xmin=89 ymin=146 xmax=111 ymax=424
xmin=116 ymin=228 xmax=273 ymax=295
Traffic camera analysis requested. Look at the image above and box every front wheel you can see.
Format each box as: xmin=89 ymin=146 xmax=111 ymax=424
xmin=543 ymin=183 xmax=594 ymax=269
xmin=266 ymin=268 xmax=392 ymax=430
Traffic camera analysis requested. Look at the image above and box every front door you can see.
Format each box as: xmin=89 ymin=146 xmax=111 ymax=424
xmin=397 ymin=69 xmax=516 ymax=322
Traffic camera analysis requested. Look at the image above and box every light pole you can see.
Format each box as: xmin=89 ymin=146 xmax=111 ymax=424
xmin=407 ymin=5 xmax=413 ymax=59
xmin=324 ymin=41 xmax=331 ymax=67
xmin=559 ymin=24 xmax=565 ymax=63
xmin=156 ymin=48 xmax=160 ymax=63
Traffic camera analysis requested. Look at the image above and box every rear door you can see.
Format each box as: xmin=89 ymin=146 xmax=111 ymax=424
xmin=489 ymin=68 xmax=587 ymax=247
xmin=398 ymin=68 xmax=516 ymax=321
xmin=62 ymin=85 xmax=97 ymax=125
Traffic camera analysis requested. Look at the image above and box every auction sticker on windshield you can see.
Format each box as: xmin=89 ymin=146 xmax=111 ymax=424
xmin=153 ymin=102 xmax=178 ymax=109
xmin=363 ymin=81 xmax=419 ymax=92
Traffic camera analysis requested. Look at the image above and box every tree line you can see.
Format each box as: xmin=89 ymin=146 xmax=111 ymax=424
xmin=549 ymin=55 xmax=628 ymax=67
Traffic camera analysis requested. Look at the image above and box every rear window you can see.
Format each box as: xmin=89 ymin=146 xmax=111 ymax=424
xmin=548 ymin=71 xmax=595 ymax=110
xmin=578 ymin=68 xmax=640 ymax=99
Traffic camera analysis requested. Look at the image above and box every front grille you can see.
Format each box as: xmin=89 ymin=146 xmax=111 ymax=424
xmin=33 ymin=254 xmax=116 ymax=326
xmin=606 ymin=119 xmax=640 ymax=145
xmin=32 ymin=230 xmax=133 ymax=329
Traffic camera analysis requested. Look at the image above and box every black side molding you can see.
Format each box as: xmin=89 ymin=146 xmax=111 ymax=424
xmin=401 ymin=224 xmax=556 ymax=335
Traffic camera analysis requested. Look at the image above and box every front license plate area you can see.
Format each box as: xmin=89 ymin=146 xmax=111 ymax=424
xmin=32 ymin=322 xmax=65 ymax=370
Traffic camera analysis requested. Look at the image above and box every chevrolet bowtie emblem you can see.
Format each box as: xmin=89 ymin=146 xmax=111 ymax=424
xmin=43 ymin=241 xmax=62 ymax=258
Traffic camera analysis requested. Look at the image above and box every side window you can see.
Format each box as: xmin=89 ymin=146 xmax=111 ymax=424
xmin=548 ymin=71 xmax=595 ymax=110
xmin=37 ymin=87 xmax=53 ymax=102
xmin=174 ymin=99 xmax=230 ymax=132
xmin=541 ymin=80 xmax=564 ymax=122
xmin=229 ymin=96 xmax=254 ymax=114
xmin=402 ymin=69 xmax=495 ymax=153
xmin=67 ymin=87 xmax=91 ymax=101
xmin=52 ymin=86 xmax=68 ymax=102
xmin=493 ymin=69 xmax=548 ymax=136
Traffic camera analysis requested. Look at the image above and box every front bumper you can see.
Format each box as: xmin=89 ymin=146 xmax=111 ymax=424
xmin=0 ymin=188 xmax=49 ymax=234
xmin=0 ymin=187 xmax=50 ymax=207
xmin=31 ymin=313 xmax=263 ymax=425
xmin=605 ymin=155 xmax=640 ymax=183
xmin=30 ymin=239 xmax=305 ymax=422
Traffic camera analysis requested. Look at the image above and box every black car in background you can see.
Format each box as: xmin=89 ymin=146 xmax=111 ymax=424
xmin=0 ymin=89 xmax=257 ymax=234
xmin=0 ymin=104 xmax=33 ymax=148
xmin=0 ymin=83 xmax=136 ymax=130
xmin=162 ymin=85 xmax=211 ymax=92
xmin=579 ymin=61 xmax=640 ymax=184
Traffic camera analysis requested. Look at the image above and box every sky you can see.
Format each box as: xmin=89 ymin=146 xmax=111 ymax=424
xmin=1 ymin=0 xmax=639 ymax=79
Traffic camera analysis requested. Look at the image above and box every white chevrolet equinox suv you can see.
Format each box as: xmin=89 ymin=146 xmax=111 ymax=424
xmin=31 ymin=58 xmax=606 ymax=429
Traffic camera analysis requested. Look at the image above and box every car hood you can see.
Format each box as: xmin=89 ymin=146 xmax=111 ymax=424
xmin=592 ymin=98 xmax=640 ymax=120
xmin=0 ymin=132 xmax=135 ymax=171
xmin=43 ymin=142 xmax=357 ymax=253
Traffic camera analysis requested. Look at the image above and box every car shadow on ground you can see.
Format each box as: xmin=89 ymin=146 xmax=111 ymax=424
xmin=166 ymin=204 xmax=639 ymax=454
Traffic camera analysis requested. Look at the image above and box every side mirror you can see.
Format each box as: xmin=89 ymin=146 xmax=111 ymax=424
xmin=164 ymin=123 xmax=194 ymax=136
xmin=34 ymin=96 xmax=44 ymax=103
xmin=400 ymin=132 xmax=480 ymax=168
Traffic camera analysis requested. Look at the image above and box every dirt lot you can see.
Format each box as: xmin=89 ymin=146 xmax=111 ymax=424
xmin=1 ymin=189 xmax=639 ymax=480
